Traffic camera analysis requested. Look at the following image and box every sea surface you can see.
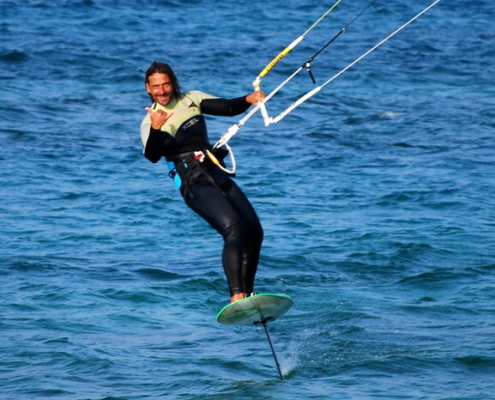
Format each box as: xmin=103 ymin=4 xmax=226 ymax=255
xmin=1 ymin=0 xmax=495 ymax=399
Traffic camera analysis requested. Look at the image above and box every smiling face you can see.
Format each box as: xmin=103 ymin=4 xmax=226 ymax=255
xmin=145 ymin=72 xmax=176 ymax=107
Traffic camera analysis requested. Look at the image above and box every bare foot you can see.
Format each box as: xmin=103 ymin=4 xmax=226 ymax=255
xmin=230 ymin=293 xmax=247 ymax=303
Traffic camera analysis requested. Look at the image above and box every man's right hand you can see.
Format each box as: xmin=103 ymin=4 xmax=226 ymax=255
xmin=146 ymin=107 xmax=173 ymax=130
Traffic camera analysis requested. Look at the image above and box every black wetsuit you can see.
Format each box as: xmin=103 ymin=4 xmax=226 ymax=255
xmin=140 ymin=91 xmax=263 ymax=296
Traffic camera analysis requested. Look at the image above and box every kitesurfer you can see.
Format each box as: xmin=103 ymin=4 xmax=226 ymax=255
xmin=140 ymin=61 xmax=266 ymax=303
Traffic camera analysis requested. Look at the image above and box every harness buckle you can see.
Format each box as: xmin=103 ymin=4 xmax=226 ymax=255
xmin=193 ymin=151 xmax=205 ymax=162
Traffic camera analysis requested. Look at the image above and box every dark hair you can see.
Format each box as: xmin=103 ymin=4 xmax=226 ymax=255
xmin=144 ymin=61 xmax=182 ymax=97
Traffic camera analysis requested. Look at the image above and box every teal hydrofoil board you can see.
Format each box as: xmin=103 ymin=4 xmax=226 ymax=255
xmin=217 ymin=293 xmax=293 ymax=326
xmin=217 ymin=293 xmax=293 ymax=380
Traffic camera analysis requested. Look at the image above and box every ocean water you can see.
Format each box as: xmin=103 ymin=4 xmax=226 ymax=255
xmin=1 ymin=0 xmax=495 ymax=399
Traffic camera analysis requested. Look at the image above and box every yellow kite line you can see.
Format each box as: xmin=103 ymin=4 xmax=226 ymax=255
xmin=252 ymin=0 xmax=344 ymax=92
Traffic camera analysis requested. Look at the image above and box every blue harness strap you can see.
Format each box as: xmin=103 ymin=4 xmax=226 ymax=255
xmin=166 ymin=161 xmax=181 ymax=188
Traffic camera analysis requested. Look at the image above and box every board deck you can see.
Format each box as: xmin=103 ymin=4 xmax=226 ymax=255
xmin=217 ymin=293 xmax=293 ymax=326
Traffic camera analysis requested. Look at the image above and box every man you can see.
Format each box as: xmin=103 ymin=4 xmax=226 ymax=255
xmin=140 ymin=62 xmax=266 ymax=303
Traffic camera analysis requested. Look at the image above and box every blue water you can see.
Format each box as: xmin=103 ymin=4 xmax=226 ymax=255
xmin=1 ymin=0 xmax=495 ymax=398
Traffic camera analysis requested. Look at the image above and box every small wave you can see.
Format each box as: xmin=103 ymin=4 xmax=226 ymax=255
xmin=134 ymin=267 xmax=182 ymax=281
xmin=0 ymin=50 xmax=30 ymax=63
xmin=455 ymin=356 xmax=495 ymax=368
xmin=377 ymin=111 xmax=405 ymax=119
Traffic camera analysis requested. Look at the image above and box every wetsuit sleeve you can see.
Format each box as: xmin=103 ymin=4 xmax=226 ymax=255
xmin=200 ymin=96 xmax=251 ymax=116
xmin=143 ymin=127 xmax=166 ymax=163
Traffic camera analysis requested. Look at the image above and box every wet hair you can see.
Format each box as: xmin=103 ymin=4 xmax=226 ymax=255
xmin=144 ymin=61 xmax=182 ymax=98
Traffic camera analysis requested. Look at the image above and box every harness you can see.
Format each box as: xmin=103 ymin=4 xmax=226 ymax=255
xmin=168 ymin=147 xmax=230 ymax=199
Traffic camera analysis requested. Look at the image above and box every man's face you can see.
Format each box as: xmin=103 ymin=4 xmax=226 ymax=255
xmin=145 ymin=72 xmax=175 ymax=106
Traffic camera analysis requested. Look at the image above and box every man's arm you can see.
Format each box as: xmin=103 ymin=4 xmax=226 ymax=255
xmin=200 ymin=96 xmax=251 ymax=116
xmin=200 ymin=91 xmax=266 ymax=116
xmin=141 ymin=107 xmax=175 ymax=163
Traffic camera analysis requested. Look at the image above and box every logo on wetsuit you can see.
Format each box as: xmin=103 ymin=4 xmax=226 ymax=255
xmin=183 ymin=117 xmax=200 ymax=130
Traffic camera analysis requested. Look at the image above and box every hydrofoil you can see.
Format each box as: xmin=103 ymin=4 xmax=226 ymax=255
xmin=217 ymin=293 xmax=293 ymax=380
